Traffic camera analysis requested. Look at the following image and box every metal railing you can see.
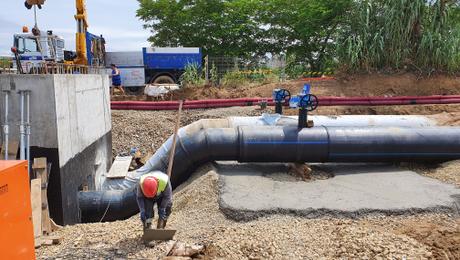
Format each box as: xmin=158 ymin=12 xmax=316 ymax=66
xmin=0 ymin=60 xmax=107 ymax=75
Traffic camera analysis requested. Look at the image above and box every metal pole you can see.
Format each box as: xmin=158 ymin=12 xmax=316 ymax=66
xmin=2 ymin=90 xmax=10 ymax=160
xmin=205 ymin=55 xmax=209 ymax=84
xmin=19 ymin=91 xmax=26 ymax=160
xmin=33 ymin=5 xmax=38 ymax=28
xmin=25 ymin=91 xmax=31 ymax=174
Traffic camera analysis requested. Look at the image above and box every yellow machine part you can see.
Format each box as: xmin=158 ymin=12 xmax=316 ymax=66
xmin=74 ymin=0 xmax=89 ymax=65
xmin=74 ymin=32 xmax=88 ymax=65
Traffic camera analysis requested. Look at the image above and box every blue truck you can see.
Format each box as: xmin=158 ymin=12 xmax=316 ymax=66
xmin=105 ymin=47 xmax=202 ymax=93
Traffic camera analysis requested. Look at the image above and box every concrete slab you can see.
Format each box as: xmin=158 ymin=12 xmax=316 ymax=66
xmin=217 ymin=162 xmax=460 ymax=220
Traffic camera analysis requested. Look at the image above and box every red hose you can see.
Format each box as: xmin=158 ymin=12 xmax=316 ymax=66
xmin=111 ymin=95 xmax=460 ymax=110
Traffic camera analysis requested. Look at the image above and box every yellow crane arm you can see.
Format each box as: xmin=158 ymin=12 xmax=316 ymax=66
xmin=74 ymin=0 xmax=88 ymax=65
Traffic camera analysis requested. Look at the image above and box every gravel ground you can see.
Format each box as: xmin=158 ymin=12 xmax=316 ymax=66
xmin=37 ymin=165 xmax=459 ymax=259
xmin=111 ymin=106 xmax=270 ymax=157
xmin=37 ymin=106 xmax=460 ymax=259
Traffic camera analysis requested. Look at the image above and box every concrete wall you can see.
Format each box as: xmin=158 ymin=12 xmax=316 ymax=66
xmin=53 ymin=75 xmax=111 ymax=167
xmin=0 ymin=75 xmax=58 ymax=148
xmin=0 ymin=74 xmax=112 ymax=225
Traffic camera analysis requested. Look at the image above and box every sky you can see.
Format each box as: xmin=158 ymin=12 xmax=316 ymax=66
xmin=0 ymin=0 xmax=150 ymax=56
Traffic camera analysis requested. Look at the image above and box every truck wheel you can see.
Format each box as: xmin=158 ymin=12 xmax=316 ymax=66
xmin=152 ymin=75 xmax=175 ymax=85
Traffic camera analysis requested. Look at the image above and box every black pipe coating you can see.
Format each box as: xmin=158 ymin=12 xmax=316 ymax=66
xmin=79 ymin=126 xmax=460 ymax=222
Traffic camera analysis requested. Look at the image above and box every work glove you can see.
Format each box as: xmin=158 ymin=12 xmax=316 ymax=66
xmin=143 ymin=218 xmax=152 ymax=231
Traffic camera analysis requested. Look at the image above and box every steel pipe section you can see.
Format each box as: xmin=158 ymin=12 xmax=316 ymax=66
xmin=228 ymin=115 xmax=437 ymax=128
xmin=79 ymin=124 xmax=460 ymax=222
xmin=98 ymin=115 xmax=436 ymax=191
xmin=2 ymin=90 xmax=10 ymax=160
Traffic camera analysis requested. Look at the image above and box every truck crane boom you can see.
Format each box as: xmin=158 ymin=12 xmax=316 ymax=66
xmin=74 ymin=0 xmax=89 ymax=65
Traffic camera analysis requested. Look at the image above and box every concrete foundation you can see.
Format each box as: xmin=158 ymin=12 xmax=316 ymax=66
xmin=0 ymin=74 xmax=112 ymax=225
xmin=217 ymin=162 xmax=460 ymax=221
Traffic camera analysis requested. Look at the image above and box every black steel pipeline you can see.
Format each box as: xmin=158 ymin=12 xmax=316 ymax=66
xmin=79 ymin=125 xmax=460 ymax=222
xmin=78 ymin=187 xmax=138 ymax=222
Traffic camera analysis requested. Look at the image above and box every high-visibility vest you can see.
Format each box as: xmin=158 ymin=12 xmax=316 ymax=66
xmin=139 ymin=171 xmax=169 ymax=196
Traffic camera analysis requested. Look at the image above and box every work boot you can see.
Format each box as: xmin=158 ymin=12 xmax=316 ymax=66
xmin=143 ymin=218 xmax=152 ymax=231
xmin=157 ymin=219 xmax=167 ymax=229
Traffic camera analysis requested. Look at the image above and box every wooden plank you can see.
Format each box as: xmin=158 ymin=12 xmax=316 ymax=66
xmin=32 ymin=157 xmax=47 ymax=169
xmin=41 ymin=235 xmax=61 ymax=246
xmin=30 ymin=178 xmax=42 ymax=238
xmin=49 ymin=219 xmax=62 ymax=232
xmin=33 ymin=158 xmax=52 ymax=235
xmin=142 ymin=229 xmax=176 ymax=242
xmin=0 ymin=140 xmax=19 ymax=160
xmin=106 ymin=156 xmax=132 ymax=179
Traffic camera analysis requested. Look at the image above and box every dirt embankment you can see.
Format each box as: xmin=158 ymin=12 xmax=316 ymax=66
xmin=174 ymin=73 xmax=460 ymax=100
xmin=113 ymin=73 xmax=460 ymax=101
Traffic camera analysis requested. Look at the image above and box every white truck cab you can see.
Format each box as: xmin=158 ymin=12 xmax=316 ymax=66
xmin=13 ymin=31 xmax=65 ymax=72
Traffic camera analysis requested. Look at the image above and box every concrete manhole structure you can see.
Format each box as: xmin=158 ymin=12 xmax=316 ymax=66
xmin=217 ymin=162 xmax=460 ymax=221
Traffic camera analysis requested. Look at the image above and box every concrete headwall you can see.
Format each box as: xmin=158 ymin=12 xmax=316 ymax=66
xmin=0 ymin=75 xmax=58 ymax=148
xmin=0 ymin=74 xmax=112 ymax=225
xmin=53 ymin=75 xmax=111 ymax=167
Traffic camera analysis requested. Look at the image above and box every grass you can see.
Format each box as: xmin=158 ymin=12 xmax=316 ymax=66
xmin=337 ymin=0 xmax=460 ymax=74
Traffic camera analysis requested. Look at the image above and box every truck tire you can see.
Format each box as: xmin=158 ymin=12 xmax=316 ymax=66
xmin=152 ymin=75 xmax=175 ymax=85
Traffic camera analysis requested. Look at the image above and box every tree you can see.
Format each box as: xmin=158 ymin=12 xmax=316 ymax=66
xmin=136 ymin=0 xmax=352 ymax=65
xmin=260 ymin=0 xmax=352 ymax=71
xmin=137 ymin=0 xmax=266 ymax=58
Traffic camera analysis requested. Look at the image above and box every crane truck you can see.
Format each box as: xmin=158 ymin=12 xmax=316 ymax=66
xmin=12 ymin=0 xmax=105 ymax=73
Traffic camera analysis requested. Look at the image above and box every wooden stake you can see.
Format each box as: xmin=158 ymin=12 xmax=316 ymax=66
xmin=33 ymin=158 xmax=51 ymax=235
xmin=167 ymin=101 xmax=183 ymax=177
xmin=30 ymin=178 xmax=42 ymax=239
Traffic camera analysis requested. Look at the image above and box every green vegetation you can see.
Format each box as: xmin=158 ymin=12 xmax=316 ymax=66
xmin=337 ymin=0 xmax=460 ymax=74
xmin=137 ymin=0 xmax=460 ymax=74
xmin=180 ymin=63 xmax=204 ymax=88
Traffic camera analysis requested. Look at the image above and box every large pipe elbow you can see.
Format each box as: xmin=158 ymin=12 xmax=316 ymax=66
xmin=78 ymin=187 xmax=137 ymax=223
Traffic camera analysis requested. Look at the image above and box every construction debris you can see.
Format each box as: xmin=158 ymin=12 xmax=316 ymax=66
xmin=106 ymin=156 xmax=132 ymax=179
xmin=31 ymin=158 xmax=62 ymax=249
xmin=167 ymin=241 xmax=205 ymax=258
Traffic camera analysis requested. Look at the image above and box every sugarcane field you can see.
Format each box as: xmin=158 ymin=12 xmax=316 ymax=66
xmin=1 ymin=1 xmax=460 ymax=260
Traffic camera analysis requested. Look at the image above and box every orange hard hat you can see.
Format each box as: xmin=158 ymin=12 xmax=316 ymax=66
xmin=141 ymin=176 xmax=158 ymax=198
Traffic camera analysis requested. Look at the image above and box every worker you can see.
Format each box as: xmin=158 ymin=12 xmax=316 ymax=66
xmin=136 ymin=171 xmax=173 ymax=230
xmin=110 ymin=64 xmax=125 ymax=96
